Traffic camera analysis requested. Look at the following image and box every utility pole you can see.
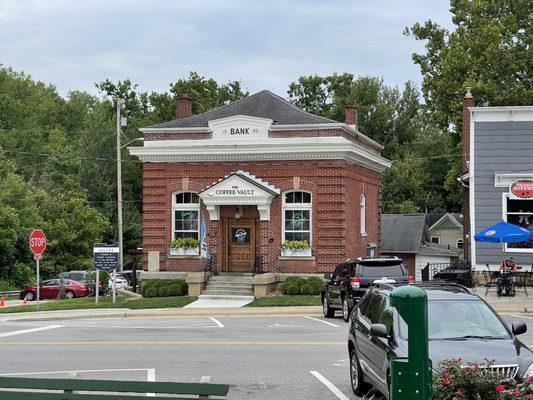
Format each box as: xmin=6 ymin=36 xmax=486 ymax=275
xmin=116 ymin=97 xmax=124 ymax=273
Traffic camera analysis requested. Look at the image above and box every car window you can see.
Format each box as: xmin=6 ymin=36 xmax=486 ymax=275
xmin=361 ymin=292 xmax=384 ymax=324
xmin=338 ymin=265 xmax=348 ymax=279
xmin=44 ymin=279 xmax=60 ymax=287
xmin=332 ymin=266 xmax=341 ymax=280
xmin=360 ymin=265 xmax=407 ymax=277
xmin=69 ymin=273 xmax=86 ymax=281
xmin=378 ymin=297 xmax=394 ymax=333
xmin=399 ymin=300 xmax=511 ymax=340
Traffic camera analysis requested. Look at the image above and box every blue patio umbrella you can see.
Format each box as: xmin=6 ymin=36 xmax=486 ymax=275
xmin=474 ymin=221 xmax=533 ymax=244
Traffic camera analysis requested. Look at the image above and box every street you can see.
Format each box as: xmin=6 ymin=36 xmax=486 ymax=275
xmin=1 ymin=313 xmax=533 ymax=399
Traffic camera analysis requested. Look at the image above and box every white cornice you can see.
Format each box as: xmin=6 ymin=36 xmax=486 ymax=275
xmin=470 ymin=106 xmax=533 ymax=122
xmin=139 ymin=120 xmax=383 ymax=151
xmin=129 ymin=137 xmax=391 ymax=173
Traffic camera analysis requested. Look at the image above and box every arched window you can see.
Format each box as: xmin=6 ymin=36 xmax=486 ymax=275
xmin=282 ymin=191 xmax=312 ymax=244
xmin=456 ymin=238 xmax=464 ymax=249
xmin=172 ymin=191 xmax=200 ymax=241
xmin=360 ymin=193 xmax=367 ymax=236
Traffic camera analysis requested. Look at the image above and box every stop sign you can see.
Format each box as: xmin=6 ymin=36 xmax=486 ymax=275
xmin=29 ymin=229 xmax=46 ymax=255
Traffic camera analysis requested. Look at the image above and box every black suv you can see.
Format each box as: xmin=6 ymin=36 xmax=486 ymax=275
xmin=348 ymin=282 xmax=533 ymax=398
xmin=321 ymin=257 xmax=409 ymax=321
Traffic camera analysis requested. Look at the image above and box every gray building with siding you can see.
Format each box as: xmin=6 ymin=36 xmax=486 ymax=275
xmin=465 ymin=105 xmax=533 ymax=269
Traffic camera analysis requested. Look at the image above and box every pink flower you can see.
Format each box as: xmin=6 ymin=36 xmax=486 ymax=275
xmin=513 ymin=388 xmax=520 ymax=394
xmin=529 ymin=375 xmax=533 ymax=381
xmin=496 ymin=384 xmax=504 ymax=392
xmin=470 ymin=363 xmax=477 ymax=370
xmin=455 ymin=388 xmax=462 ymax=395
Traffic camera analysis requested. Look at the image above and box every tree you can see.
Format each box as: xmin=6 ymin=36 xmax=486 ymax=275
xmin=405 ymin=0 xmax=532 ymax=136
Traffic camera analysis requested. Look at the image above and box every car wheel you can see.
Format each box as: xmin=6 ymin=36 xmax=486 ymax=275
xmin=322 ymin=294 xmax=335 ymax=318
xmin=350 ymin=348 xmax=364 ymax=396
xmin=65 ymin=291 xmax=75 ymax=299
xmin=342 ymin=297 xmax=351 ymax=322
xmin=24 ymin=292 xmax=35 ymax=301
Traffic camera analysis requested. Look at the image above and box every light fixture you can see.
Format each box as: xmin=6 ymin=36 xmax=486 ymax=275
xmin=234 ymin=206 xmax=243 ymax=220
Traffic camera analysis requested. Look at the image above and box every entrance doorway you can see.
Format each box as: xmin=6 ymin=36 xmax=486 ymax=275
xmin=224 ymin=218 xmax=256 ymax=272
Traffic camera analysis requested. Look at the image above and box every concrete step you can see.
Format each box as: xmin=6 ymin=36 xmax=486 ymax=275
xmin=202 ymin=290 xmax=254 ymax=296
xmin=205 ymin=284 xmax=253 ymax=291
xmin=198 ymin=294 xmax=255 ymax=301
xmin=209 ymin=276 xmax=253 ymax=281
xmin=217 ymin=273 xmax=253 ymax=277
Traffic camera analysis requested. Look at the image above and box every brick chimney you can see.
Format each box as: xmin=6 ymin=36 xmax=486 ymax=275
xmin=176 ymin=93 xmax=192 ymax=119
xmin=461 ymin=87 xmax=475 ymax=261
xmin=345 ymin=106 xmax=358 ymax=128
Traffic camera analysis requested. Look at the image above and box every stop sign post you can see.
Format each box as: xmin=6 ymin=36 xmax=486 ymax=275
xmin=29 ymin=229 xmax=46 ymax=311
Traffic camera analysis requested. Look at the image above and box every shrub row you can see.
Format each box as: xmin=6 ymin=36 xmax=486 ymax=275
xmin=280 ymin=276 xmax=323 ymax=296
xmin=142 ymin=279 xmax=188 ymax=298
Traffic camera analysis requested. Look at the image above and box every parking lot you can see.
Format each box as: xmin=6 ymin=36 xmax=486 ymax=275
xmin=0 ymin=312 xmax=532 ymax=399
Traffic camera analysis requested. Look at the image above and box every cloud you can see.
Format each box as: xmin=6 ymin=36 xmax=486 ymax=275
xmin=0 ymin=0 xmax=453 ymax=98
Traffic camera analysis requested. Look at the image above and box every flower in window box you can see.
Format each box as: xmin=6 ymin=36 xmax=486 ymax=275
xmin=281 ymin=240 xmax=311 ymax=257
xmin=170 ymin=238 xmax=199 ymax=256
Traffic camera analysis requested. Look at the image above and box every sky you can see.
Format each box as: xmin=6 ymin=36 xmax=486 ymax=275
xmin=0 ymin=0 xmax=453 ymax=99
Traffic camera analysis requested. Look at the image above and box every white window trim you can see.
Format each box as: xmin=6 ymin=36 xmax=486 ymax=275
xmin=281 ymin=191 xmax=312 ymax=256
xmin=360 ymin=193 xmax=367 ymax=236
xmin=430 ymin=236 xmax=440 ymax=244
xmin=171 ymin=191 xmax=201 ymax=243
xmin=456 ymin=238 xmax=464 ymax=248
xmin=502 ymin=192 xmax=533 ymax=253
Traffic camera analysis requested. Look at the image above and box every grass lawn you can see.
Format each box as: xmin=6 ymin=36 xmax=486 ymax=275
xmin=245 ymin=295 xmax=321 ymax=307
xmin=0 ymin=296 xmax=196 ymax=314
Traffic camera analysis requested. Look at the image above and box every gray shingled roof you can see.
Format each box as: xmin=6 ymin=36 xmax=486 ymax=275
xmin=381 ymin=214 xmax=426 ymax=253
xmin=145 ymin=90 xmax=337 ymax=128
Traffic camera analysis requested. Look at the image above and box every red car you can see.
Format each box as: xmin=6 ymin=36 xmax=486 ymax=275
xmin=20 ymin=279 xmax=93 ymax=301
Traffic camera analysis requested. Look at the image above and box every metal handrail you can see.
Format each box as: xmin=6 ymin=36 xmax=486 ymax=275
xmin=0 ymin=290 xmax=19 ymax=297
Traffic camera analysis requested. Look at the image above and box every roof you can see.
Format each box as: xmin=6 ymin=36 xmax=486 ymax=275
xmin=146 ymin=90 xmax=337 ymax=129
xmin=419 ymin=242 xmax=462 ymax=257
xmin=381 ymin=214 xmax=426 ymax=253
xmin=427 ymin=213 xmax=463 ymax=231
xmin=199 ymin=170 xmax=280 ymax=195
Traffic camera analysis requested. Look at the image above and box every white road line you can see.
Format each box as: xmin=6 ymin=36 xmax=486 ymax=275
xmin=147 ymin=368 xmax=156 ymax=397
xmin=0 ymin=368 xmax=150 ymax=376
xmin=0 ymin=325 xmax=62 ymax=338
xmin=210 ymin=317 xmax=224 ymax=328
xmin=304 ymin=316 xmax=339 ymax=328
xmin=510 ymin=314 xmax=533 ymax=321
xmin=310 ymin=371 xmax=349 ymax=400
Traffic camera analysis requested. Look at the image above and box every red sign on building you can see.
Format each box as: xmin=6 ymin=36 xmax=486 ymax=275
xmin=511 ymin=180 xmax=533 ymax=199
xmin=29 ymin=229 xmax=47 ymax=256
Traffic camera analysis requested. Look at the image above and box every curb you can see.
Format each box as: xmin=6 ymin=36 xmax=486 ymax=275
xmin=0 ymin=306 xmax=323 ymax=322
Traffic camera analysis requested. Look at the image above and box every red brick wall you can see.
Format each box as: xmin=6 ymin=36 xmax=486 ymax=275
xmin=142 ymin=160 xmax=381 ymax=274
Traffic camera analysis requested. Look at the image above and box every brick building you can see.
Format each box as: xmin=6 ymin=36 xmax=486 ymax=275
xmin=129 ymin=90 xmax=390 ymax=276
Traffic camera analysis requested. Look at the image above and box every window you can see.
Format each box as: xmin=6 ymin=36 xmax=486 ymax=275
xmin=360 ymin=193 xmax=367 ymax=236
xmin=172 ymin=191 xmax=200 ymax=241
xmin=282 ymin=191 xmax=312 ymax=244
xmin=504 ymin=194 xmax=533 ymax=252
xmin=456 ymin=239 xmax=464 ymax=249
xmin=361 ymin=292 xmax=383 ymax=324
xmin=430 ymin=236 xmax=440 ymax=244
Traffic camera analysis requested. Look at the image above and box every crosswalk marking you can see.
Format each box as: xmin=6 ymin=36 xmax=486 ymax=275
xmin=0 ymin=325 xmax=62 ymax=338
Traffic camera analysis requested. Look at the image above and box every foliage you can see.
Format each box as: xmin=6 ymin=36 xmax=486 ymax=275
xmin=281 ymin=276 xmax=322 ymax=295
xmin=141 ymin=279 xmax=187 ymax=298
xmin=171 ymin=237 xmax=199 ymax=249
xmin=405 ymin=0 xmax=533 ymax=209
xmin=432 ymin=358 xmax=533 ymax=399
xmin=282 ymin=240 xmax=310 ymax=251
xmin=245 ymin=295 xmax=321 ymax=307
xmin=143 ymin=287 xmax=157 ymax=298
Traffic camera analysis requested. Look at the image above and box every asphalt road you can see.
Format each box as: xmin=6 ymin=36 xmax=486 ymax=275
xmin=0 ymin=312 xmax=532 ymax=399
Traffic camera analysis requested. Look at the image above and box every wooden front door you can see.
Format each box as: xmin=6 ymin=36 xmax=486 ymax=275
xmin=227 ymin=219 xmax=255 ymax=272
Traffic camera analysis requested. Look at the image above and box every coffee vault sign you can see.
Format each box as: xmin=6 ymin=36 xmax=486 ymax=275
xmin=215 ymin=188 xmax=255 ymax=196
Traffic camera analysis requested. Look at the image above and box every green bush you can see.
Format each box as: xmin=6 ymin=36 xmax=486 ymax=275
xmin=284 ymin=276 xmax=306 ymax=287
xmin=143 ymin=287 xmax=157 ymax=298
xmin=170 ymin=279 xmax=188 ymax=295
xmin=280 ymin=281 xmax=294 ymax=295
xmin=306 ymin=276 xmax=323 ymax=286
xmin=300 ymin=284 xmax=314 ymax=295
xmin=158 ymin=286 xmax=172 ymax=297
xmin=285 ymin=284 xmax=300 ymax=295
xmin=167 ymin=284 xmax=183 ymax=296
xmin=170 ymin=237 xmax=199 ymax=249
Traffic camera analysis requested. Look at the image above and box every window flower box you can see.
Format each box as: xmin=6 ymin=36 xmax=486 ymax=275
xmin=281 ymin=240 xmax=312 ymax=257
xmin=170 ymin=238 xmax=200 ymax=256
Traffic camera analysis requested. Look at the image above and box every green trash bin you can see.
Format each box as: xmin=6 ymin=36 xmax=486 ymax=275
xmin=390 ymin=285 xmax=432 ymax=399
